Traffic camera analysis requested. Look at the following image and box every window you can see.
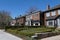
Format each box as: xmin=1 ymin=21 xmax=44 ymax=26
xmin=35 ymin=23 xmax=38 ymax=26
xmin=59 ymin=19 xmax=60 ymax=23
xmin=33 ymin=13 xmax=38 ymax=16
xmin=51 ymin=11 xmax=56 ymax=16
xmin=46 ymin=12 xmax=50 ymax=17
xmin=49 ymin=21 xmax=53 ymax=26
xmin=58 ymin=18 xmax=60 ymax=25
xmin=26 ymin=15 xmax=32 ymax=20
xmin=47 ymin=20 xmax=54 ymax=26
xmin=58 ymin=10 xmax=60 ymax=14
xmin=26 ymin=16 xmax=30 ymax=18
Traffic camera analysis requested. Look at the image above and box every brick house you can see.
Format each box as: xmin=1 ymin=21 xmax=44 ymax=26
xmin=25 ymin=5 xmax=60 ymax=27
xmin=10 ymin=19 xmax=16 ymax=26
xmin=43 ymin=5 xmax=60 ymax=28
xmin=11 ymin=4 xmax=60 ymax=27
xmin=16 ymin=16 xmax=25 ymax=26
xmin=25 ymin=11 xmax=41 ymax=26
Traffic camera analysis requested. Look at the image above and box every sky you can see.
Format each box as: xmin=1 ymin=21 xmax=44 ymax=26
xmin=0 ymin=0 xmax=60 ymax=19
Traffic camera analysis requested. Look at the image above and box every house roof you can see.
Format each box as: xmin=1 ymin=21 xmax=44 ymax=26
xmin=25 ymin=10 xmax=41 ymax=16
xmin=55 ymin=15 xmax=60 ymax=19
xmin=15 ymin=16 xmax=25 ymax=20
xmin=46 ymin=16 xmax=57 ymax=20
xmin=43 ymin=4 xmax=60 ymax=13
xmin=45 ymin=4 xmax=60 ymax=20
xmin=46 ymin=15 xmax=60 ymax=20
xmin=32 ymin=20 xmax=40 ymax=22
xmin=53 ymin=5 xmax=60 ymax=9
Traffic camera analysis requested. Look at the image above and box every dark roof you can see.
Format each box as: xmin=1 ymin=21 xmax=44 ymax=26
xmin=46 ymin=15 xmax=60 ymax=20
xmin=53 ymin=4 xmax=60 ymax=9
xmin=15 ymin=11 xmax=41 ymax=20
xmin=32 ymin=20 xmax=40 ymax=22
xmin=43 ymin=4 xmax=60 ymax=13
xmin=26 ymin=11 xmax=41 ymax=16
xmin=15 ymin=16 xmax=25 ymax=20
xmin=55 ymin=15 xmax=60 ymax=19
xmin=46 ymin=16 xmax=57 ymax=20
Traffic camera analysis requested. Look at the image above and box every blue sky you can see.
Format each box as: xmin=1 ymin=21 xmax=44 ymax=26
xmin=0 ymin=0 xmax=60 ymax=18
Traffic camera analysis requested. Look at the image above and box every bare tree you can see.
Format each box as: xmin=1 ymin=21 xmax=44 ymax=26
xmin=0 ymin=11 xmax=12 ymax=28
xmin=26 ymin=6 xmax=38 ymax=14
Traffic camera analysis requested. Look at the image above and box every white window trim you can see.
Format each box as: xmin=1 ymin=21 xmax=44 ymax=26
xmin=26 ymin=15 xmax=32 ymax=20
xmin=46 ymin=12 xmax=50 ymax=17
xmin=46 ymin=20 xmax=54 ymax=27
xmin=51 ymin=11 xmax=56 ymax=16
xmin=58 ymin=10 xmax=60 ymax=15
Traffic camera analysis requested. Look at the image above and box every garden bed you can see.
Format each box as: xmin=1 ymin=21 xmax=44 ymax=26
xmin=34 ymin=32 xmax=60 ymax=39
xmin=5 ymin=27 xmax=54 ymax=40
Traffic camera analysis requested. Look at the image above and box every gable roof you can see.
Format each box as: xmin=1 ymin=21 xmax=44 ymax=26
xmin=25 ymin=11 xmax=41 ymax=16
xmin=55 ymin=15 xmax=60 ymax=19
xmin=53 ymin=4 xmax=60 ymax=9
xmin=15 ymin=16 xmax=25 ymax=20
xmin=43 ymin=4 xmax=60 ymax=13
xmin=46 ymin=15 xmax=60 ymax=20
xmin=46 ymin=16 xmax=57 ymax=20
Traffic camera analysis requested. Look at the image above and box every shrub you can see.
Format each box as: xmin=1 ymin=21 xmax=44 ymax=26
xmin=6 ymin=26 xmax=55 ymax=37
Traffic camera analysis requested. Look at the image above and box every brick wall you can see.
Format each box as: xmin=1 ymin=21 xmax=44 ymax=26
xmin=16 ymin=17 xmax=25 ymax=25
xmin=31 ymin=12 xmax=40 ymax=20
xmin=44 ymin=9 xmax=59 ymax=26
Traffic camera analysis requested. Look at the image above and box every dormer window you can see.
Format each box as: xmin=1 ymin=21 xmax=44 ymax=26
xmin=51 ymin=11 xmax=56 ymax=16
xmin=46 ymin=12 xmax=50 ymax=17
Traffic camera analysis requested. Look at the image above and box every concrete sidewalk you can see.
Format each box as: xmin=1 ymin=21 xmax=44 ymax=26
xmin=41 ymin=35 xmax=60 ymax=40
xmin=0 ymin=30 xmax=23 ymax=40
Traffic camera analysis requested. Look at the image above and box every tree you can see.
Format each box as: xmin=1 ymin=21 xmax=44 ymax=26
xmin=0 ymin=11 xmax=12 ymax=28
xmin=26 ymin=6 xmax=38 ymax=14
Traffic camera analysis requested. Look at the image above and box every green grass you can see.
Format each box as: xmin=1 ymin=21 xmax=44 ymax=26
xmin=7 ymin=27 xmax=54 ymax=37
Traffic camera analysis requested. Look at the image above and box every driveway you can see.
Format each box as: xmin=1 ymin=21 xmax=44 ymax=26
xmin=0 ymin=30 xmax=22 ymax=40
xmin=41 ymin=35 xmax=60 ymax=40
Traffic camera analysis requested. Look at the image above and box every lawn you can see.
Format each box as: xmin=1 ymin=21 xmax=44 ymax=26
xmin=6 ymin=27 xmax=54 ymax=37
xmin=5 ymin=26 xmax=59 ymax=40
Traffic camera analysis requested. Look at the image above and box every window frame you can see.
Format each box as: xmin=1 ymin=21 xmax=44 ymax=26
xmin=46 ymin=12 xmax=50 ymax=17
xmin=58 ymin=9 xmax=60 ymax=15
xmin=48 ymin=21 xmax=53 ymax=26
xmin=51 ymin=11 xmax=56 ymax=16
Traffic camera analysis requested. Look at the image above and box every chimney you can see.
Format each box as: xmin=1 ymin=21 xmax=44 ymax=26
xmin=47 ymin=5 xmax=50 ymax=10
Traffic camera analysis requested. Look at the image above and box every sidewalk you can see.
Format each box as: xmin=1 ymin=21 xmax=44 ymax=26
xmin=0 ymin=30 xmax=23 ymax=40
xmin=41 ymin=35 xmax=60 ymax=40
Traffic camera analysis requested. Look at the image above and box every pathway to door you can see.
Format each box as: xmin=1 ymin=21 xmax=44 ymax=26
xmin=0 ymin=30 xmax=22 ymax=40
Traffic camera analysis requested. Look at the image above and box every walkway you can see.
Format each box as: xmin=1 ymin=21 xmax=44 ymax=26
xmin=0 ymin=30 xmax=22 ymax=40
xmin=41 ymin=35 xmax=60 ymax=40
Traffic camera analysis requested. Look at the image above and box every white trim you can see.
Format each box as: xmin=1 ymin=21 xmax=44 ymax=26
xmin=33 ymin=22 xmax=40 ymax=26
xmin=58 ymin=9 xmax=60 ymax=15
xmin=46 ymin=20 xmax=54 ymax=27
xmin=25 ymin=20 xmax=31 ymax=26
xmin=51 ymin=11 xmax=56 ymax=16
xmin=57 ymin=18 xmax=60 ymax=27
xmin=46 ymin=12 xmax=50 ymax=17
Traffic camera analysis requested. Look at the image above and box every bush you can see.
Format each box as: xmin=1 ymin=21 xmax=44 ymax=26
xmin=6 ymin=26 xmax=57 ymax=40
xmin=7 ymin=27 xmax=54 ymax=37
